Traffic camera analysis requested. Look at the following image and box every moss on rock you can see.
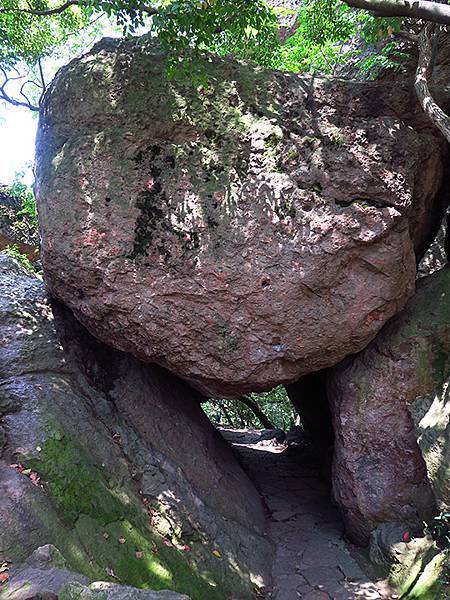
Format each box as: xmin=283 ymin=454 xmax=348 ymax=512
xmin=388 ymin=539 xmax=448 ymax=600
xmin=27 ymin=433 xmax=226 ymax=600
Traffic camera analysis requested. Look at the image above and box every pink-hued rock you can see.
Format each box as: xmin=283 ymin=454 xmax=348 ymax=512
xmin=328 ymin=267 xmax=450 ymax=546
xmin=36 ymin=38 xmax=447 ymax=397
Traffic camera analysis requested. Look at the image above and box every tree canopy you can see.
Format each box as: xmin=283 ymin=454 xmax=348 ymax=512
xmin=2 ymin=0 xmax=448 ymax=111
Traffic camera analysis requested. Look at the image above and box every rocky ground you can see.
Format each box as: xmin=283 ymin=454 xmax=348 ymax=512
xmin=221 ymin=429 xmax=393 ymax=600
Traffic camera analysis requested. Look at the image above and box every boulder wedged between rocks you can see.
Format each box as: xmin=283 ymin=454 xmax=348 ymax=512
xmin=36 ymin=37 xmax=449 ymax=396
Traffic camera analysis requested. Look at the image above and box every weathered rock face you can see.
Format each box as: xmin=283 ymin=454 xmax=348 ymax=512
xmin=369 ymin=524 xmax=448 ymax=600
xmin=0 ymin=254 xmax=271 ymax=598
xmin=418 ymin=207 xmax=449 ymax=277
xmin=36 ymin=38 xmax=448 ymax=397
xmin=328 ymin=267 xmax=450 ymax=546
xmin=4 ymin=545 xmax=189 ymax=600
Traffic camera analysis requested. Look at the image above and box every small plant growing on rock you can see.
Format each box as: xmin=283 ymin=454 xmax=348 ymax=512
xmin=425 ymin=511 xmax=450 ymax=549
xmin=3 ymin=244 xmax=35 ymax=272
xmin=424 ymin=511 xmax=450 ymax=585
xmin=285 ymin=147 xmax=299 ymax=161
xmin=9 ymin=171 xmax=39 ymax=241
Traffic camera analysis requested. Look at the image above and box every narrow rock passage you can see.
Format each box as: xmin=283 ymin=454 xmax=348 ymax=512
xmin=220 ymin=429 xmax=392 ymax=600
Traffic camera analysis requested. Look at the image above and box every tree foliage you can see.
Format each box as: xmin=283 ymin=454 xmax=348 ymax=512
xmin=203 ymin=386 xmax=297 ymax=430
xmin=0 ymin=0 xmax=409 ymax=79
xmin=156 ymin=0 xmax=280 ymax=71
xmin=0 ymin=1 xmax=90 ymax=67
xmin=278 ymin=0 xmax=405 ymax=77
xmin=9 ymin=170 xmax=37 ymax=227
xmin=0 ymin=0 xmax=281 ymax=108
xmin=0 ymin=1 xmax=95 ymax=109
xmin=1 ymin=1 xmax=449 ymax=80
xmin=1 ymin=169 xmax=39 ymax=247
xmin=1 ymin=1 xmax=448 ymax=109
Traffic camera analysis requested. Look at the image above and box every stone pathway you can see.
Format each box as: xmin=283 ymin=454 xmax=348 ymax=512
xmin=220 ymin=428 xmax=393 ymax=600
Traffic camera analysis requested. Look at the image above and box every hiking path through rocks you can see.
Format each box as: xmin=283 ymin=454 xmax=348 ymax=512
xmin=220 ymin=428 xmax=394 ymax=600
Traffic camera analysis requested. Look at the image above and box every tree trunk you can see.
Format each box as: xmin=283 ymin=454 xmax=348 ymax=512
xmin=236 ymin=396 xmax=276 ymax=430
xmin=344 ymin=0 xmax=450 ymax=25
xmin=221 ymin=402 xmax=235 ymax=428
xmin=415 ymin=23 xmax=450 ymax=144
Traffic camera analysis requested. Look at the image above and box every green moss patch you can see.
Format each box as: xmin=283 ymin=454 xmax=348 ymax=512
xmin=406 ymin=552 xmax=448 ymax=599
xmin=27 ymin=433 xmax=227 ymax=599
xmin=28 ymin=435 xmax=125 ymax=526
xmin=389 ymin=543 xmax=448 ymax=600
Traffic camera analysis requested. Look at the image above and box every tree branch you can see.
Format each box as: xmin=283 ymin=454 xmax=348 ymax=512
xmin=236 ymin=396 xmax=276 ymax=429
xmin=0 ymin=1 xmax=161 ymax=18
xmin=0 ymin=67 xmax=40 ymax=111
xmin=136 ymin=5 xmax=160 ymax=17
xmin=0 ymin=0 xmax=81 ymax=16
xmin=37 ymin=58 xmax=46 ymax=93
xmin=415 ymin=22 xmax=450 ymax=143
xmin=344 ymin=0 xmax=450 ymax=25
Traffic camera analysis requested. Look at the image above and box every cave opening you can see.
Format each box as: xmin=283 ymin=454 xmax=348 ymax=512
xmin=201 ymin=368 xmax=335 ymax=482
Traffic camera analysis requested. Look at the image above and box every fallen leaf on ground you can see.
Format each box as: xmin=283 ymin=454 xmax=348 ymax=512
xmin=10 ymin=464 xmax=24 ymax=473
xmin=105 ymin=567 xmax=119 ymax=580
xmin=29 ymin=472 xmax=41 ymax=486
xmin=150 ymin=515 xmax=159 ymax=527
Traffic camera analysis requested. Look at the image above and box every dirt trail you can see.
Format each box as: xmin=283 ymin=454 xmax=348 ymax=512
xmin=221 ymin=428 xmax=392 ymax=600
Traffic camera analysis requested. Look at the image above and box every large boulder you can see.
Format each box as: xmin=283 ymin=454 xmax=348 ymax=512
xmin=0 ymin=254 xmax=271 ymax=599
xmin=36 ymin=38 xmax=449 ymax=397
xmin=328 ymin=266 xmax=450 ymax=546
